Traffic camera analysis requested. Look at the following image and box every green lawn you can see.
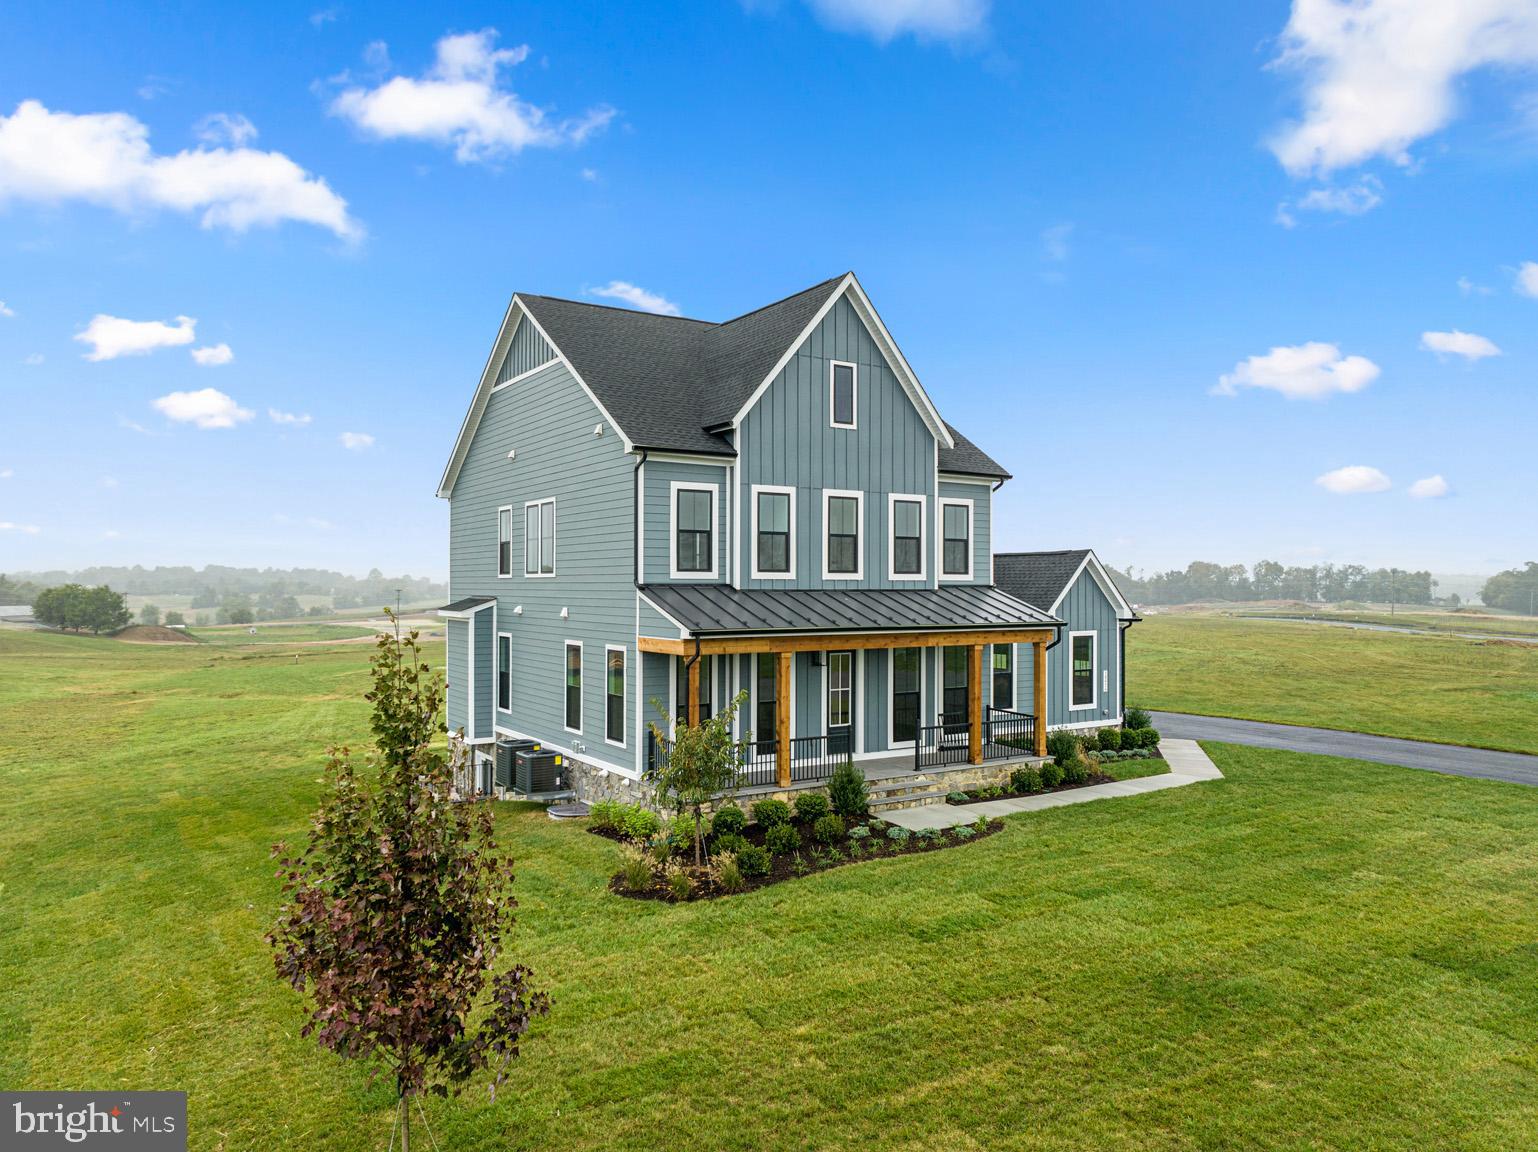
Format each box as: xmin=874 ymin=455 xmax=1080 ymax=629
xmin=1241 ymin=606 xmax=1538 ymax=638
xmin=1129 ymin=614 xmax=1538 ymax=754
xmin=5 ymin=628 xmax=1538 ymax=1150
xmin=188 ymin=622 xmax=382 ymax=645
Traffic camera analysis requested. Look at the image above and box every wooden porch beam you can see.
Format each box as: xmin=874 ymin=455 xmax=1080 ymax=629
xmin=775 ymin=651 xmax=792 ymax=788
xmin=638 ymin=628 xmax=1056 ymax=658
xmin=687 ymin=657 xmax=700 ymax=729
xmin=1033 ymin=639 xmax=1048 ymax=758
xmin=968 ymin=643 xmax=983 ymax=765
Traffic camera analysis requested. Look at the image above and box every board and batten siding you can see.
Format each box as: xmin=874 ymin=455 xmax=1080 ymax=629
xmin=495 ymin=315 xmax=556 ymax=384
xmin=1014 ymin=567 xmax=1123 ymax=729
xmin=447 ymin=356 xmax=639 ymax=773
xmin=641 ymin=460 xmax=729 ymax=584
xmin=936 ymin=479 xmax=992 ymax=585
xmin=737 ymin=294 xmax=937 ymax=590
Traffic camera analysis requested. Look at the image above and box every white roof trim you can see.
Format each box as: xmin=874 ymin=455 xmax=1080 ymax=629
xmin=1047 ymin=550 xmax=1136 ymax=621
xmin=437 ymin=296 xmax=635 ymax=499
xmin=437 ymin=600 xmax=496 ymax=620
xmin=728 ymin=274 xmax=955 ymax=449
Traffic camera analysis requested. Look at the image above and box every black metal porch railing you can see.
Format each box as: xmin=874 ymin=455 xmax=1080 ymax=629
xmin=984 ymin=707 xmax=1036 ymax=758
xmin=916 ymin=709 xmax=1038 ymax=772
xmin=646 ymin=729 xmax=848 ymax=789
xmin=916 ymin=723 xmax=972 ymax=771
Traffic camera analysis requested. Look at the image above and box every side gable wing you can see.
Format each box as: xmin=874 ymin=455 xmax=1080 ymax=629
xmin=1051 ymin=550 xmax=1137 ymax=620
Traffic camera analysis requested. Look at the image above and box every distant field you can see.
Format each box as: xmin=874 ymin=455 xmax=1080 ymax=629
xmin=1128 ymin=614 xmax=1538 ymax=754
xmin=1239 ymin=606 xmax=1538 ymax=638
xmin=190 ymin=622 xmax=382 ymax=646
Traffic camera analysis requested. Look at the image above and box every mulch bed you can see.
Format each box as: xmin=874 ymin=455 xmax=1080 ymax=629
xmin=944 ymin=750 xmax=1167 ymax=806
xmin=594 ymin=815 xmax=1005 ymax=902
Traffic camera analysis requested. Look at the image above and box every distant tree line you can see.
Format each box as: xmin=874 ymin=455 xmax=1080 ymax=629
xmin=33 ymin=584 xmax=131 ymax=634
xmin=1110 ymin=560 xmax=1439 ymax=607
xmin=0 ymin=573 xmax=45 ymax=603
xmin=1481 ymin=563 xmax=1538 ymax=614
xmin=9 ymin=564 xmax=445 ymax=607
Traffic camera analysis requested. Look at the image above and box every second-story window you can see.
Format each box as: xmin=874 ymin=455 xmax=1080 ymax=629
xmin=756 ymin=489 xmax=791 ymax=575
xmin=525 ymin=499 xmax=555 ymax=575
xmin=497 ymin=507 xmax=513 ymax=577
xmin=891 ymin=498 xmax=923 ymax=577
xmin=830 ymin=361 xmax=857 ymax=428
xmin=941 ymin=500 xmax=971 ymax=577
xmin=824 ymin=491 xmax=862 ymax=578
xmin=674 ymin=486 xmax=714 ymax=575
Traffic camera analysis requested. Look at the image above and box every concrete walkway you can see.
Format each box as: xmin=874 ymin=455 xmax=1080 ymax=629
xmin=1151 ymin=711 xmax=1538 ymax=788
xmin=881 ymin=739 xmax=1223 ymax=830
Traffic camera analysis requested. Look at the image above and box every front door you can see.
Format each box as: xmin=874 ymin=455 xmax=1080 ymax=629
xmin=826 ymin=650 xmax=854 ymax=756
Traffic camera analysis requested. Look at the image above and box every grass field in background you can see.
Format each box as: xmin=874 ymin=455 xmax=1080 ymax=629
xmin=5 ymin=628 xmax=1538 ymax=1150
xmin=188 ymin=622 xmax=383 ymax=645
xmin=1128 ymin=614 xmax=1538 ymax=753
xmin=1239 ymin=605 xmax=1538 ymax=638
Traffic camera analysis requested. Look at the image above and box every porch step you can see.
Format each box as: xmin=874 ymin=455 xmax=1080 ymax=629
xmin=869 ymin=786 xmax=952 ymax=813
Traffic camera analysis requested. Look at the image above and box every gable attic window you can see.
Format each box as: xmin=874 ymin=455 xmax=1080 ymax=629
xmin=830 ymin=361 xmax=857 ymax=429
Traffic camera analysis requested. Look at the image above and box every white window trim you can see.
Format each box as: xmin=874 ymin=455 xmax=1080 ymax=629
xmin=669 ymin=480 xmax=719 ymax=581
xmin=749 ymin=483 xmax=797 ymax=580
xmin=524 ymin=498 xmax=556 ymax=578
xmin=823 ymin=649 xmax=853 ymax=734
xmin=604 ymin=643 xmax=627 ymax=748
xmin=886 ymin=646 xmax=923 ymax=749
xmin=1068 ymin=630 xmax=1098 ymax=711
xmin=563 ymin=639 xmax=583 ymax=734
xmin=990 ymin=643 xmax=1014 ymax=712
xmin=496 ymin=505 xmax=514 ymax=579
xmin=821 ymin=488 xmax=864 ymax=581
xmin=886 ymin=492 xmax=927 ymax=582
xmin=829 ymin=359 xmax=858 ymax=429
xmin=937 ymin=497 xmax=974 ymax=582
xmin=496 ymin=631 xmax=513 ymax=713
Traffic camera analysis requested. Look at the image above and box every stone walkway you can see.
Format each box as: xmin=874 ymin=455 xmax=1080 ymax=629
xmin=881 ymin=739 xmax=1223 ymax=830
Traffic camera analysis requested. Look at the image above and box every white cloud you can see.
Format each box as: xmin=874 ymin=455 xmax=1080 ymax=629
xmin=76 ymin=313 xmax=195 ymax=361
xmin=339 ymin=430 xmax=374 ymax=450
xmin=1041 ymin=222 xmax=1073 ymax=261
xmin=102 ymin=529 xmax=123 ymax=539
xmin=1458 ymin=275 xmax=1494 ymax=296
xmin=1267 ymin=0 xmax=1538 ymax=176
xmin=193 ymin=112 xmax=258 ymax=148
xmin=1214 ymin=341 xmax=1380 ymax=400
xmin=0 ymin=521 xmax=41 ymax=534
xmin=100 ymin=475 xmax=118 ymax=488
xmin=0 ymin=300 xmax=13 ymax=317
xmin=329 ymin=30 xmax=616 ymax=164
xmin=1408 ymin=474 xmax=1450 ymax=499
xmin=311 ymin=7 xmax=340 ymax=28
xmin=588 ymin=280 xmax=681 ymax=316
xmin=1316 ymin=465 xmax=1391 ymax=494
xmin=190 ymin=342 xmax=234 ymax=366
xmin=1299 ymin=177 xmax=1383 ymax=214
xmin=22 ymin=353 xmax=43 ymax=365
xmin=580 ymin=167 xmax=598 ymax=181
xmin=0 ymin=467 xmax=12 ymax=479
xmin=802 ymin=0 xmax=989 ymax=43
xmin=1517 ymin=260 xmax=1538 ymax=297
xmin=0 ymin=100 xmax=360 ymax=239
xmin=152 ymin=387 xmax=254 ymax=429
xmin=268 ymin=408 xmax=312 ymax=425
xmin=1420 ymin=329 xmax=1501 ymax=360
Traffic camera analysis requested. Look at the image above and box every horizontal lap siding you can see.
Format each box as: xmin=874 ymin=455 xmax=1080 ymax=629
xmin=638 ymin=596 xmax=682 ymax=639
xmin=446 ymin=619 xmax=468 ymax=734
xmin=449 ymin=359 xmax=637 ymax=773
xmin=739 ymin=295 xmax=936 ymax=590
xmin=643 ymin=460 xmax=729 ymax=584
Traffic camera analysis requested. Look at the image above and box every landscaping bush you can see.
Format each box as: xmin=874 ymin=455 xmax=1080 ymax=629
xmin=1124 ymin=706 xmax=1152 ymax=730
xmin=973 ymin=817 xmax=988 ymax=835
xmin=751 ymin=798 xmax=792 ymax=828
xmin=620 ymin=848 xmax=654 ymax=892
xmin=886 ymin=826 xmax=911 ymax=844
xmin=1097 ymin=727 xmax=1124 ymax=752
xmin=617 ymin=805 xmax=662 ymax=842
xmin=765 ymin=823 xmax=800 ymax=857
xmin=947 ymin=790 xmax=970 ymax=804
xmin=589 ymin=799 xmax=622 ymax=832
xmin=827 ymin=759 xmax=869 ymax=818
xmin=812 ymin=813 xmax=845 ymax=845
xmin=794 ymin=793 xmax=830 ymax=823
xmin=1061 ymin=758 xmax=1089 ymax=786
xmin=1139 ymin=727 xmax=1162 ymax=749
xmin=712 ymin=852 xmax=745 ymax=893
xmin=664 ymin=820 xmax=695 ymax=854
xmin=713 ymin=832 xmax=750 ymax=857
xmin=1010 ymin=766 xmax=1042 ymax=793
xmin=848 ymin=824 xmax=871 ymax=840
xmin=665 ymin=864 xmax=693 ymax=901
xmin=737 ymin=844 xmax=771 ymax=877
xmin=1046 ymin=731 xmax=1079 ymax=766
xmin=1038 ymin=761 xmax=1064 ymax=789
xmin=710 ymin=804 xmax=747 ymax=838
xmin=954 ymin=825 xmax=975 ymax=839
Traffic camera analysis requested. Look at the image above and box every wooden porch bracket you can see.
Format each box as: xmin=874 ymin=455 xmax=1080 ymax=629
xmin=968 ymin=643 xmax=984 ymax=765
xmin=1033 ymin=639 xmax=1048 ymax=758
xmin=775 ymin=650 xmax=792 ymax=788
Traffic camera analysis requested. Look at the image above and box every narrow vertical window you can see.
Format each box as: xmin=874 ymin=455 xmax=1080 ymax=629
xmin=991 ymin=645 xmax=1012 ymax=709
xmin=525 ymin=499 xmax=555 ymax=575
xmin=540 ymin=501 xmax=555 ymax=574
xmin=830 ymin=361 xmax=856 ymax=428
xmin=497 ymin=634 xmax=511 ymax=711
xmin=755 ymin=653 xmax=777 ymax=757
xmin=756 ymin=490 xmax=790 ymax=575
xmin=497 ymin=508 xmax=512 ymax=577
xmin=942 ymin=646 xmax=968 ymax=732
xmin=826 ymin=494 xmax=860 ymax=576
xmin=942 ymin=502 xmax=971 ymax=576
xmin=606 ymin=647 xmax=625 ymax=745
xmin=564 ymin=642 xmax=582 ymax=731
xmin=675 ymin=488 xmax=713 ymax=574
xmin=891 ymin=647 xmax=920 ymax=744
xmin=1071 ymin=633 xmax=1096 ymax=708
xmin=891 ymin=498 xmax=922 ymax=576
xmin=827 ymin=651 xmax=852 ymax=730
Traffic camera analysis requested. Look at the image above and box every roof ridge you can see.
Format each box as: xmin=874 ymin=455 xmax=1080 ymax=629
xmin=516 ymin=293 xmax=717 ymax=325
xmin=714 ymin=273 xmax=847 ymax=328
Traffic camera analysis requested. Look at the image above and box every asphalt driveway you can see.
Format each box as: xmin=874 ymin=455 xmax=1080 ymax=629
xmin=1150 ymin=711 xmax=1538 ymax=788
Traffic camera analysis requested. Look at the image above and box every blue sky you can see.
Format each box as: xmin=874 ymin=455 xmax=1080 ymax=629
xmin=2 ymin=0 xmax=1536 ymax=580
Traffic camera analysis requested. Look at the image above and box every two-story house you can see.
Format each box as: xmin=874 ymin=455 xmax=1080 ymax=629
xmin=438 ymin=272 xmax=1111 ymax=801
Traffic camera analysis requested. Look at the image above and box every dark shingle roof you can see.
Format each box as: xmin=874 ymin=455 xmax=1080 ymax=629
xmin=640 ymin=583 xmax=1059 ymax=637
xmin=513 ymin=276 xmax=1008 ymax=475
xmin=992 ymin=550 xmax=1094 ymax=613
xmin=439 ymin=595 xmax=496 ymax=614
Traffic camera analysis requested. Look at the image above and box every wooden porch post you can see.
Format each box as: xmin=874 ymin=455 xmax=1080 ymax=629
xmin=776 ymin=650 xmax=792 ymax=788
xmin=968 ymin=643 xmax=984 ymax=765
xmin=1033 ymin=640 xmax=1048 ymax=758
xmin=686 ymin=657 xmax=700 ymax=728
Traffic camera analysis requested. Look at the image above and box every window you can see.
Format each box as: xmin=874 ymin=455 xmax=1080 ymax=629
xmin=754 ymin=653 xmax=777 ymax=757
xmin=890 ymin=647 xmax=920 ymax=745
xmin=941 ymin=500 xmax=971 ymax=578
xmin=830 ymin=361 xmax=857 ymax=428
xmin=942 ymin=646 xmax=968 ymax=733
xmin=991 ymin=645 xmax=1013 ymax=710
xmin=1070 ymin=632 xmax=1096 ymax=709
xmin=671 ymin=483 xmax=716 ymax=578
xmin=606 ymin=647 xmax=626 ymax=746
xmin=564 ymin=641 xmax=582 ymax=731
xmin=675 ymin=656 xmax=713 ymax=726
xmin=823 ymin=490 xmax=862 ymax=579
xmin=889 ymin=495 xmax=924 ymax=579
xmin=754 ymin=488 xmax=792 ymax=576
xmin=497 ymin=507 xmax=513 ymax=577
xmin=496 ymin=633 xmax=511 ymax=712
xmin=827 ymin=651 xmax=852 ymax=729
xmin=525 ymin=499 xmax=555 ymax=576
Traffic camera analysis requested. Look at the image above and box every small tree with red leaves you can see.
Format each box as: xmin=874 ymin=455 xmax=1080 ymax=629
xmin=269 ymin=615 xmax=548 ymax=1150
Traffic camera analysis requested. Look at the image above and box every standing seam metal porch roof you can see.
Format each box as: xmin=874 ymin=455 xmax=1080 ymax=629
xmin=639 ymin=583 xmax=1061 ymax=637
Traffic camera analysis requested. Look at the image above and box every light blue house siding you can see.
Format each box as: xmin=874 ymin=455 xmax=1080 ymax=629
xmin=446 ymin=618 xmax=469 ymax=735
xmin=447 ymin=355 xmax=639 ymax=773
xmin=1013 ymin=567 xmax=1123 ymax=729
xmin=495 ymin=316 xmax=556 ymax=384
xmin=642 ymin=459 xmax=730 ymax=584
xmin=937 ymin=479 xmax=993 ymax=585
xmin=736 ymin=295 xmax=945 ymax=591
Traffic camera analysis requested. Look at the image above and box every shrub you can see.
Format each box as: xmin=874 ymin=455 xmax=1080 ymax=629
xmin=868 ymin=819 xmax=889 ymax=833
xmin=1139 ymin=727 xmax=1162 ymax=749
xmin=886 ymin=826 xmax=911 ymax=844
xmin=826 ymin=760 xmax=869 ymax=818
xmin=589 ymin=799 xmax=621 ymax=832
xmin=751 ymin=798 xmax=792 ymax=828
xmin=848 ymin=824 xmax=871 ymax=840
xmin=618 ymin=805 xmax=662 ymax=842
xmin=712 ymin=852 xmax=745 ymax=893
xmin=710 ymin=804 xmax=747 ymax=838
xmin=973 ymin=817 xmax=989 ymax=835
xmin=1046 ymin=731 xmax=1079 ymax=766
xmin=1038 ymin=761 xmax=1064 ymax=789
xmin=812 ymin=813 xmax=845 ymax=845
xmin=1124 ymin=706 xmax=1152 ymax=730
xmin=947 ymin=790 xmax=970 ymax=804
xmin=793 ymin=793 xmax=830 ymax=823
xmin=1061 ymin=758 xmax=1089 ymax=786
xmin=620 ymin=848 xmax=654 ymax=892
xmin=713 ymin=832 xmax=750 ymax=857
xmin=664 ymin=820 xmax=696 ymax=854
xmin=737 ymin=844 xmax=771 ymax=877
xmin=764 ymin=823 xmax=800 ymax=857
xmin=1010 ymin=766 xmax=1041 ymax=793
xmin=1096 ymin=727 xmax=1123 ymax=752
xmin=954 ymin=825 xmax=975 ymax=839
xmin=665 ymin=864 xmax=694 ymax=901
xmin=917 ymin=828 xmax=942 ymax=843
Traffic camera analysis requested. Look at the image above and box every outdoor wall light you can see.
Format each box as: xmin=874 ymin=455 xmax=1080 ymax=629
xmin=560 ymin=607 xmax=569 ymax=619
xmin=593 ymin=423 xmax=604 ymax=436
xmin=512 ymin=605 xmax=523 ymax=615
xmin=506 ymin=448 xmax=516 ymax=461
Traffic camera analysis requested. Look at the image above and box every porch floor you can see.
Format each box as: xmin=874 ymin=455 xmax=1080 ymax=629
xmin=733 ymin=747 xmax=1048 ymax=800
